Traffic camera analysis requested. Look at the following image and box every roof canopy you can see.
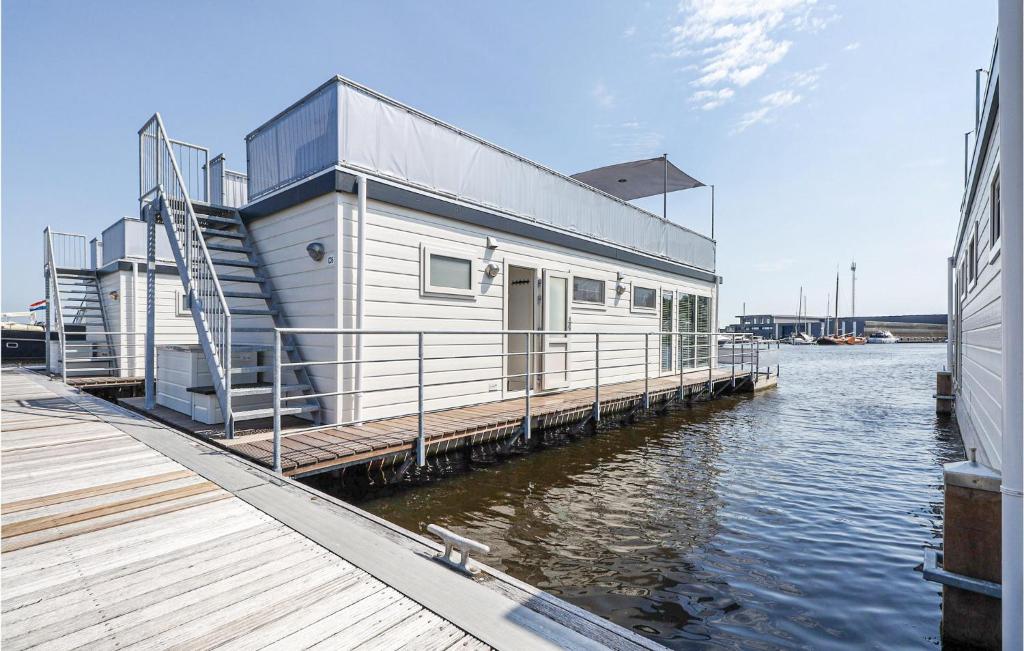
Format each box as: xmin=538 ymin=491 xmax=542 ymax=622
xmin=571 ymin=156 xmax=704 ymax=201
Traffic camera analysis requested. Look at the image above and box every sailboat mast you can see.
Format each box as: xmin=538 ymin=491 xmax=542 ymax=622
xmin=834 ymin=272 xmax=840 ymax=336
xmin=797 ymin=286 xmax=803 ymax=335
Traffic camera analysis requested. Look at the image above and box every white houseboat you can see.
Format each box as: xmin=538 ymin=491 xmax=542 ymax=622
xmin=938 ymin=13 xmax=1023 ymax=649
xmin=127 ymin=76 xmax=740 ymax=440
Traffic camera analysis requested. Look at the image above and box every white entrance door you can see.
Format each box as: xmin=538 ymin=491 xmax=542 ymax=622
xmin=542 ymin=270 xmax=571 ymax=390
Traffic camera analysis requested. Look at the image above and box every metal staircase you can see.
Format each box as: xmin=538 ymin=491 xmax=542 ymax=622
xmin=44 ymin=228 xmax=117 ymax=380
xmin=139 ymin=114 xmax=321 ymax=438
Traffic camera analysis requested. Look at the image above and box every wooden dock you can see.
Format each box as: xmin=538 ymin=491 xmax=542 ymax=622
xmin=65 ymin=375 xmax=145 ymax=390
xmin=1 ymin=369 xmax=664 ymax=650
xmin=125 ymin=367 xmax=756 ymax=477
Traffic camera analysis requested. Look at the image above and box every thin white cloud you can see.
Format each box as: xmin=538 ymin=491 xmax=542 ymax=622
xmin=592 ymin=81 xmax=615 ymax=109
xmin=790 ymin=64 xmax=826 ymax=89
xmin=691 ymin=87 xmax=736 ymax=110
xmin=843 ymin=41 xmax=861 ymax=51
xmin=735 ymin=89 xmax=802 ymax=131
xmin=623 ymin=25 xmax=637 ymax=38
xmin=594 ymin=121 xmax=665 ymax=157
xmin=671 ymin=0 xmax=837 ymax=108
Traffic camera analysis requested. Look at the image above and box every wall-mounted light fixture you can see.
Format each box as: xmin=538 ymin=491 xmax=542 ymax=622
xmin=486 ymin=236 xmax=499 ymax=249
xmin=109 ymin=290 xmax=119 ymax=301
xmin=306 ymin=242 xmax=325 ymax=262
xmin=484 ymin=263 xmax=500 ymax=278
xmin=615 ymin=272 xmax=626 ymax=295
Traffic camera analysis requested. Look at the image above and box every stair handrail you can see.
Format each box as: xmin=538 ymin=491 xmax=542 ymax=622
xmin=43 ymin=227 xmax=69 ymax=382
xmin=141 ymin=113 xmax=233 ymax=411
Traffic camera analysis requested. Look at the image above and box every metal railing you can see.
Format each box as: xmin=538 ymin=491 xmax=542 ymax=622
xmin=43 ymin=228 xmax=68 ymax=382
xmin=45 ymin=229 xmax=89 ymax=270
xmin=270 ymin=328 xmax=779 ymax=473
xmin=50 ymin=331 xmax=198 ymax=377
xmin=140 ymin=114 xmax=232 ymax=426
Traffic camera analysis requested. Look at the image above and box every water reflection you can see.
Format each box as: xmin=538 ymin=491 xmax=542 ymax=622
xmin=315 ymin=345 xmax=964 ymax=649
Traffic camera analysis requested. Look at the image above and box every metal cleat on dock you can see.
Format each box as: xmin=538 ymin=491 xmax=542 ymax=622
xmin=427 ymin=524 xmax=490 ymax=576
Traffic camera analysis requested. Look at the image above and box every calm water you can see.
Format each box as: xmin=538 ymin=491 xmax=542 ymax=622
xmin=334 ymin=344 xmax=964 ymax=649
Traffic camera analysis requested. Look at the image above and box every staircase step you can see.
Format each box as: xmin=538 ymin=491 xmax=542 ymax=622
xmin=211 ymin=258 xmax=258 ymax=268
xmin=217 ymin=274 xmax=265 ymax=284
xmin=201 ymin=228 xmax=246 ymax=240
xmin=205 ymin=242 xmax=251 ymax=254
xmin=184 ymin=382 xmax=310 ymax=396
xmin=231 ymin=308 xmax=278 ymax=316
xmin=231 ymin=365 xmax=275 ymax=374
xmin=198 ymin=213 xmax=242 ymax=226
xmin=223 ymin=291 xmax=271 ymax=300
xmin=191 ymin=201 xmax=238 ymax=218
xmin=233 ymin=405 xmax=318 ymax=421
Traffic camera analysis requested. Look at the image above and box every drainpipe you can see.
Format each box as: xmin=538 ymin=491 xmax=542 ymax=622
xmin=946 ymin=257 xmax=954 ymax=372
xmin=355 ymin=175 xmax=367 ymax=423
xmin=998 ymin=1 xmax=1023 ymax=645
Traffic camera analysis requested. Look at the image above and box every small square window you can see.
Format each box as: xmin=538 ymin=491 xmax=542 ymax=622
xmin=631 ymin=285 xmax=657 ymax=311
xmin=572 ymin=276 xmax=605 ymax=305
xmin=175 ymin=290 xmax=190 ymax=317
xmin=421 ymin=246 xmax=475 ymax=297
xmin=968 ymin=225 xmax=978 ymax=285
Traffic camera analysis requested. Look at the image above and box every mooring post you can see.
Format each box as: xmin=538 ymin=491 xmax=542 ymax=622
xmin=523 ymin=331 xmax=532 ymax=441
xmin=417 ymin=332 xmax=426 ymax=466
xmin=593 ymin=332 xmax=601 ymax=422
xmin=643 ymin=332 xmax=650 ymax=409
xmin=272 ymin=330 xmax=282 ymax=474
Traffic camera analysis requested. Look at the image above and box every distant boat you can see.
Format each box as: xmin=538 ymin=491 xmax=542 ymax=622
xmin=845 ymin=335 xmax=867 ymax=345
xmin=816 ymin=334 xmax=847 ymax=345
xmin=867 ymin=330 xmax=898 ymax=344
xmin=784 ymin=332 xmax=816 ymax=345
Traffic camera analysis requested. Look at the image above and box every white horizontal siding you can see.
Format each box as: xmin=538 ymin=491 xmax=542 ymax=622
xmin=954 ymin=118 xmax=1002 ymax=470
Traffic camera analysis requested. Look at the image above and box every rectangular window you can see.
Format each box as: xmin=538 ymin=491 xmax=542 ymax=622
xmin=422 ymin=246 xmax=474 ymax=297
xmin=632 ymin=285 xmax=657 ymax=311
xmin=661 ymin=291 xmax=674 ymax=371
xmin=990 ymin=169 xmax=1001 ymax=253
xmin=696 ymin=295 xmax=711 ymax=367
xmin=572 ymin=276 xmax=605 ymax=305
xmin=175 ymin=290 xmax=190 ymax=317
xmin=678 ymin=293 xmax=695 ymax=369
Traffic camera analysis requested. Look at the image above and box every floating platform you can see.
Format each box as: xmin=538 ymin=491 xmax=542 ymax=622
xmin=1 ymin=369 xmax=662 ymax=650
xmin=124 ymin=367 xmax=761 ymax=477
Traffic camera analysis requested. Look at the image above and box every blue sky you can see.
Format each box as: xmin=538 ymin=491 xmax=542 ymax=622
xmin=2 ymin=1 xmax=997 ymax=321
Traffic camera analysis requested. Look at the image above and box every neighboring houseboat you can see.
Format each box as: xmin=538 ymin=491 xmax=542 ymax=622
xmin=131 ymin=76 xmax=733 ymax=447
xmin=934 ymin=16 xmax=1023 ymax=651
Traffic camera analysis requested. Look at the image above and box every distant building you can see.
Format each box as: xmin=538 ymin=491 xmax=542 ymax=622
xmin=728 ymin=313 xmax=947 ymax=340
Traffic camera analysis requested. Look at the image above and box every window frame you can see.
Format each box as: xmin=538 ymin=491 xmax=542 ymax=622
xmin=175 ymin=290 xmax=190 ymax=317
xmin=571 ymin=275 xmax=607 ymax=307
xmin=630 ymin=283 xmax=658 ymax=313
xmin=420 ymin=245 xmax=476 ymax=298
xmin=990 ymin=168 xmax=1001 ymax=261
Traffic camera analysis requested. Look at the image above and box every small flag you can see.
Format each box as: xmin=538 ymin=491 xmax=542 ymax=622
xmin=29 ymin=299 xmax=46 ymax=312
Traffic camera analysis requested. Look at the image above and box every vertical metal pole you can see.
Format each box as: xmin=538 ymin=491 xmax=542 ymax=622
xmin=224 ymin=314 xmax=233 ymax=439
xmin=662 ymin=153 xmax=668 ymax=220
xmin=417 ymin=332 xmax=425 ymax=466
xmin=61 ymin=328 xmax=67 ymax=385
xmin=523 ymin=332 xmax=532 ymax=441
xmin=44 ymin=267 xmax=51 ymax=376
xmin=710 ymin=184 xmax=715 ymax=239
xmin=593 ymin=333 xmax=601 ymax=422
xmin=678 ymin=332 xmax=684 ymax=399
xmin=964 ymin=130 xmax=972 ymax=186
xmin=707 ymin=333 xmax=713 ymax=396
xmin=272 ymin=330 xmax=282 ymax=474
xmin=144 ymin=206 xmax=156 ymax=409
xmin=946 ymin=256 xmax=955 ymax=371
xmin=643 ymin=332 xmax=650 ymax=408
xmin=976 ymin=68 xmax=983 ymax=128
xmin=731 ymin=334 xmax=736 ymax=387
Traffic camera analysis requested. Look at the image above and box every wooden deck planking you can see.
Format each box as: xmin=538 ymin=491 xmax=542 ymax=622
xmin=220 ymin=367 xmax=744 ymax=476
xmin=0 ymin=370 xmax=492 ymax=650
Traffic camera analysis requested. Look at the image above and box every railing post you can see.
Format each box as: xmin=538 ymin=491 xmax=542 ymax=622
xmin=224 ymin=314 xmax=233 ymax=439
xmin=61 ymin=328 xmax=67 ymax=384
xmin=678 ymin=332 xmax=684 ymax=399
xmin=273 ymin=330 xmax=282 ymax=474
xmin=417 ymin=332 xmax=426 ymax=466
xmin=523 ymin=332 xmax=532 ymax=441
xmin=707 ymin=334 xmax=713 ymax=396
xmin=593 ymin=333 xmax=601 ymax=422
xmin=643 ymin=332 xmax=650 ymax=409
xmin=731 ymin=334 xmax=736 ymax=387
xmin=44 ymin=266 xmax=51 ymax=376
xmin=144 ymin=205 xmax=156 ymax=409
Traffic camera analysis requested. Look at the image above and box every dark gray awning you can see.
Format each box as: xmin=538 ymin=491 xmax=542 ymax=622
xmin=571 ymin=157 xmax=705 ymax=201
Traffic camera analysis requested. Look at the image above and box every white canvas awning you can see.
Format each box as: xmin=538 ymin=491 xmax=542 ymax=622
xmin=570 ymin=157 xmax=704 ymax=201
